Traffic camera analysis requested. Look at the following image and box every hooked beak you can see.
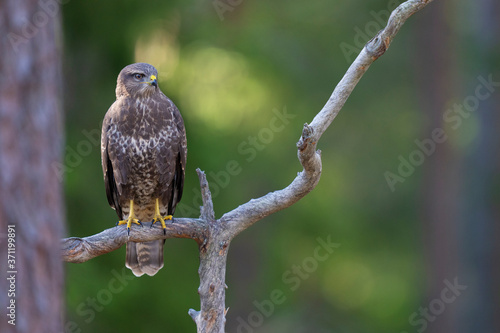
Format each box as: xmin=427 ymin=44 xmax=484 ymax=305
xmin=148 ymin=75 xmax=158 ymax=87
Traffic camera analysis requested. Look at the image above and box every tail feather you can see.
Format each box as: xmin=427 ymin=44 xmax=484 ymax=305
xmin=126 ymin=240 xmax=164 ymax=277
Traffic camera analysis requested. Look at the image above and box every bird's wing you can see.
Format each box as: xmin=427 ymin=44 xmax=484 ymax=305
xmin=171 ymin=101 xmax=187 ymax=215
xmin=156 ymin=97 xmax=187 ymax=215
xmin=101 ymin=101 xmax=127 ymax=219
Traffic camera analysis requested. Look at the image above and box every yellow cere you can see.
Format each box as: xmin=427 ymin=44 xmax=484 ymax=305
xmin=150 ymin=75 xmax=157 ymax=80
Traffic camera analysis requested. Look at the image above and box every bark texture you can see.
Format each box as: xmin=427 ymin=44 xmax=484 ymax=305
xmin=0 ymin=0 xmax=65 ymax=332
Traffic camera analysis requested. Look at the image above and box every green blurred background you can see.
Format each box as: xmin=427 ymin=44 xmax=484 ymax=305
xmin=62 ymin=0 xmax=500 ymax=332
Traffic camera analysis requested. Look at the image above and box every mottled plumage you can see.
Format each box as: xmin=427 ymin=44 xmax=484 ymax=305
xmin=101 ymin=63 xmax=186 ymax=276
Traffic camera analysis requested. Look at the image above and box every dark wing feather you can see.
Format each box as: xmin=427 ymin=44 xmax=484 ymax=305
xmin=174 ymin=108 xmax=187 ymax=209
xmin=168 ymin=150 xmax=185 ymax=215
xmin=157 ymin=99 xmax=187 ymax=215
xmin=171 ymin=101 xmax=187 ymax=214
xmin=103 ymin=142 xmax=123 ymax=219
xmin=101 ymin=103 xmax=126 ymax=220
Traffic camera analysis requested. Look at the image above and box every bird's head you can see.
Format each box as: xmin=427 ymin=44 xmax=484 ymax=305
xmin=115 ymin=63 xmax=159 ymax=98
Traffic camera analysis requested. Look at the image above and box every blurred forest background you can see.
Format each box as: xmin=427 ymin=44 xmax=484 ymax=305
xmin=2 ymin=0 xmax=499 ymax=332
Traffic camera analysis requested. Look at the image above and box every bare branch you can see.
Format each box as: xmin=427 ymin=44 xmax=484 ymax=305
xmin=221 ymin=0 xmax=435 ymax=239
xmin=61 ymin=0 xmax=435 ymax=263
xmin=197 ymin=168 xmax=216 ymax=222
xmin=62 ymin=169 xmax=216 ymax=264
xmin=61 ymin=217 xmax=206 ymax=263
xmin=61 ymin=1 xmax=435 ymax=332
xmin=220 ymin=123 xmax=322 ymax=239
xmin=309 ymin=0 xmax=435 ymax=139
xmin=189 ymin=230 xmax=228 ymax=333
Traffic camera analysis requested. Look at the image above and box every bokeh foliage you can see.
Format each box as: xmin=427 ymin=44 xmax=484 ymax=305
xmin=61 ymin=0 xmax=498 ymax=332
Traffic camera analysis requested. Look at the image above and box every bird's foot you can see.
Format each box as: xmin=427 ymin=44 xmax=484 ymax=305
xmin=117 ymin=217 xmax=143 ymax=235
xmin=151 ymin=214 xmax=172 ymax=235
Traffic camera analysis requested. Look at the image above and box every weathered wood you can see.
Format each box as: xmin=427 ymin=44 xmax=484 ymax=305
xmin=60 ymin=1 xmax=436 ymax=332
xmin=61 ymin=217 xmax=206 ymax=263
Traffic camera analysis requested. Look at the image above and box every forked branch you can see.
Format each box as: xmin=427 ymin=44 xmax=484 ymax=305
xmin=61 ymin=1 xmax=435 ymax=332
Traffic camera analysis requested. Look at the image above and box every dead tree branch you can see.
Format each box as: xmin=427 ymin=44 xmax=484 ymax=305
xmin=61 ymin=1 xmax=435 ymax=332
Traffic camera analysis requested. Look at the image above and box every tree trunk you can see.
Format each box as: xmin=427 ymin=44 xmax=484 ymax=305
xmin=0 ymin=0 xmax=65 ymax=332
xmin=457 ymin=0 xmax=500 ymax=331
xmin=415 ymin=1 xmax=460 ymax=332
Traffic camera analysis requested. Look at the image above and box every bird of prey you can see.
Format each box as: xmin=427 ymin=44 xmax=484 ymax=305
xmin=101 ymin=63 xmax=187 ymax=277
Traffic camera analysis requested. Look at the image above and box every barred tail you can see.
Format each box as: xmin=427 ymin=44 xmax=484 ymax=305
xmin=125 ymin=240 xmax=164 ymax=277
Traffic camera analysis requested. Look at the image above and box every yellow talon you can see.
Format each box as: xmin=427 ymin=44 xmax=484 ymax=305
xmin=151 ymin=198 xmax=172 ymax=234
xmin=117 ymin=200 xmax=142 ymax=235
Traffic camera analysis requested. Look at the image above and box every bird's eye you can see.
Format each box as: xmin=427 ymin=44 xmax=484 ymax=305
xmin=134 ymin=73 xmax=144 ymax=80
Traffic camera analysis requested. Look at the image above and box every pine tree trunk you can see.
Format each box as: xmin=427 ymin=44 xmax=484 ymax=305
xmin=0 ymin=0 xmax=65 ymax=332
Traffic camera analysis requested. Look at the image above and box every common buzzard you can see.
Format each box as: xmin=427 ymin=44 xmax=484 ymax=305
xmin=101 ymin=63 xmax=186 ymax=276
